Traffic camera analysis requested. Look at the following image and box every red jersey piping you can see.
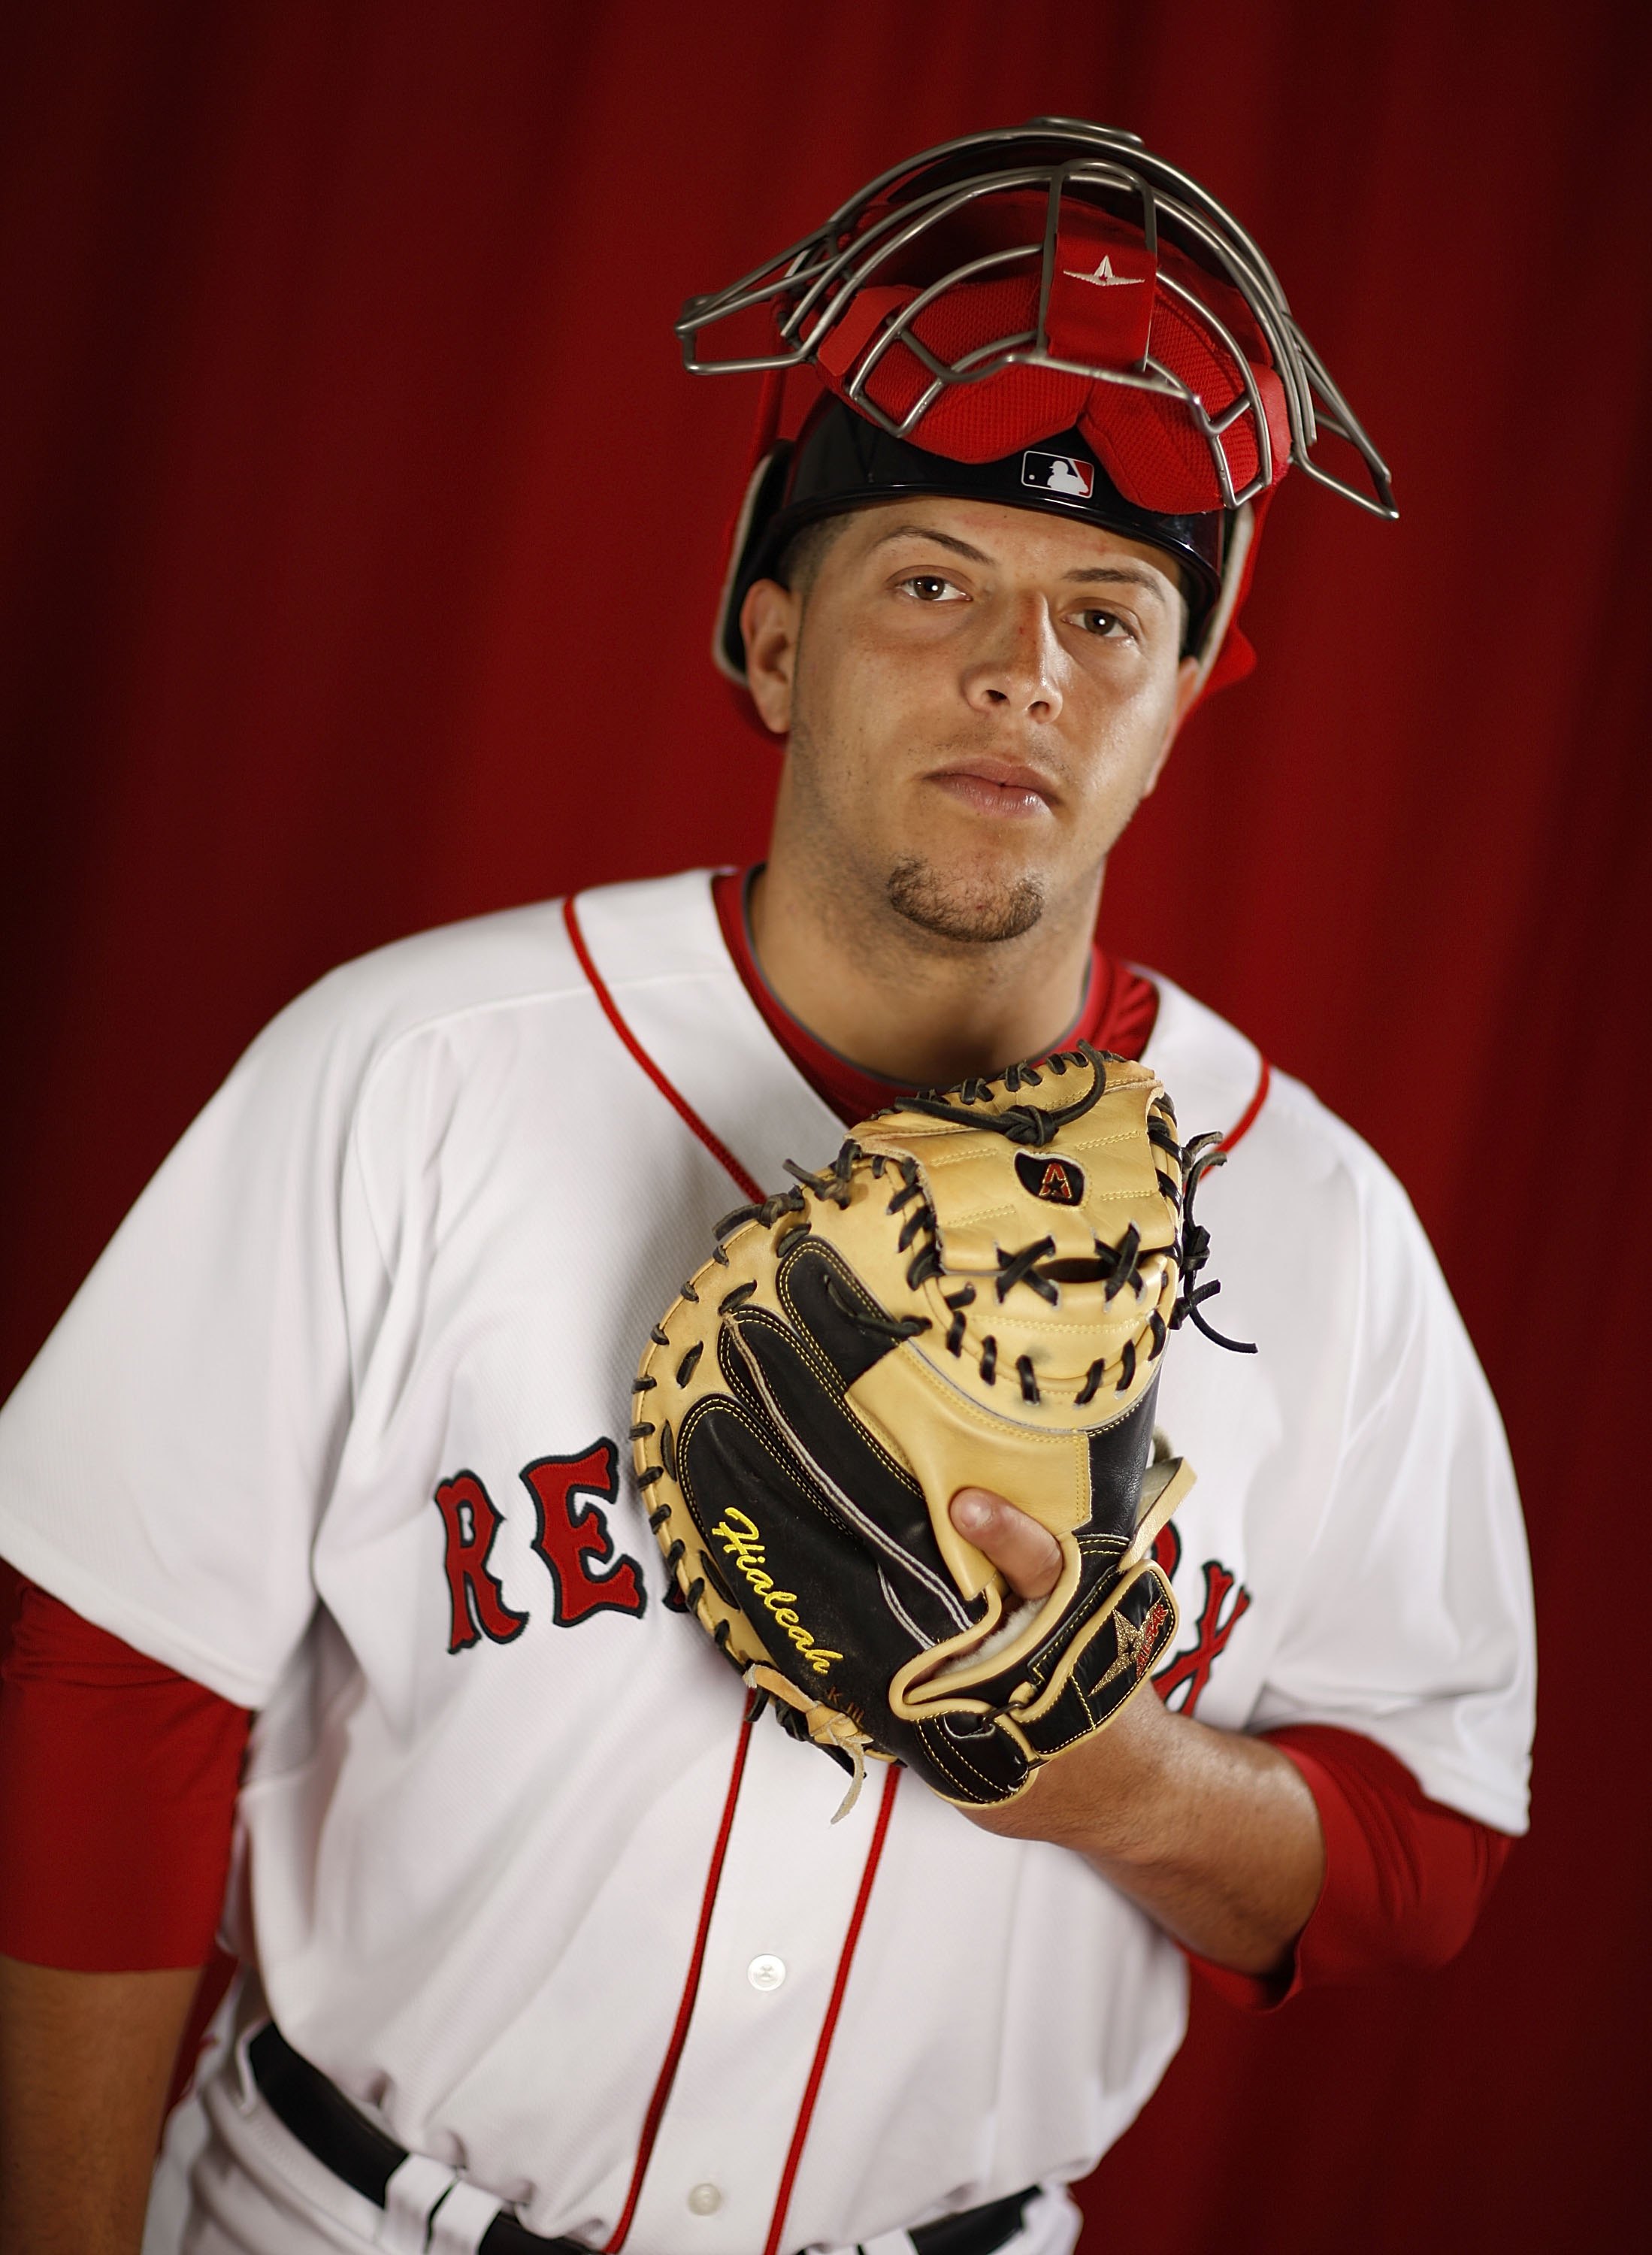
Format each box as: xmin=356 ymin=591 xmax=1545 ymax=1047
xmin=1221 ymin=1052 xmax=1272 ymax=1152
xmin=761 ymin=1764 xmax=903 ymax=2255
xmin=605 ymin=1703 xmax=758 ymax=2253
xmin=563 ymin=892 xmax=764 ymax=1204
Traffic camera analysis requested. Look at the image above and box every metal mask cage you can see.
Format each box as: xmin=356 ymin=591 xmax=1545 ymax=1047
xmin=679 ymin=120 xmax=1396 ymax=522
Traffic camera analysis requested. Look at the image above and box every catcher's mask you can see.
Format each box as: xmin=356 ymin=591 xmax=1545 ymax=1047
xmin=679 ymin=119 xmax=1396 ymax=695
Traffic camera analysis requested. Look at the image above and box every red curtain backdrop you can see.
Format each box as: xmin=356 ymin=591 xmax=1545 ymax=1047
xmin=2 ymin=3 xmax=1647 ymax=2246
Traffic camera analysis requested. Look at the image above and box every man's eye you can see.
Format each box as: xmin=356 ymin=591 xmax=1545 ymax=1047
xmin=899 ymin=574 xmax=961 ymax=602
xmin=1076 ymin=608 xmax=1127 ymax=637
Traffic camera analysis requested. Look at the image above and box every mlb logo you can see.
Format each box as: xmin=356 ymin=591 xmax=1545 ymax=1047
xmin=1021 ymin=449 xmax=1095 ymax=500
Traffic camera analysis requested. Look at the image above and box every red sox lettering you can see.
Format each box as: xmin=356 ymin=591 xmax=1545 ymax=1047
xmin=1150 ymin=1521 xmax=1252 ymax=1718
xmin=432 ymin=1437 xmax=646 ymax=1651
xmin=522 ymin=1442 xmax=647 ymax=1626
xmin=432 ymin=1473 xmax=531 ymax=1653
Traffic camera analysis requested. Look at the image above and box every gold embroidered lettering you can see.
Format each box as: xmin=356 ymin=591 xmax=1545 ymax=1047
xmin=710 ymin=1511 xmax=838 ymax=1675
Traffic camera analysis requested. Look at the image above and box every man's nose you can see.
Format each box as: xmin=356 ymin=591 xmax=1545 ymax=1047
xmin=960 ymin=596 xmax=1064 ymax=722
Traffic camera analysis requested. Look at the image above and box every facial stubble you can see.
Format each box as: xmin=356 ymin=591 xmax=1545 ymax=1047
xmin=884 ymin=856 xmax=1046 ymax=946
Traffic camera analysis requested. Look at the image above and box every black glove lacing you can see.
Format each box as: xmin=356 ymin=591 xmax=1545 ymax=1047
xmin=891 ymin=1043 xmax=1114 ymax=1148
xmin=1168 ymin=1131 xmax=1255 ymax=1355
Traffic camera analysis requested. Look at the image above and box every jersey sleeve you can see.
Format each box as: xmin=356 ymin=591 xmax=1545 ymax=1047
xmin=0 ymin=982 xmax=389 ymax=1706
xmin=1249 ymin=1137 xmax=1536 ymax=1836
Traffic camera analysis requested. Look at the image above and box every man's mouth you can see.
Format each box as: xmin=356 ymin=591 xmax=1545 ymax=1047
xmin=924 ymin=758 xmax=1059 ymax=819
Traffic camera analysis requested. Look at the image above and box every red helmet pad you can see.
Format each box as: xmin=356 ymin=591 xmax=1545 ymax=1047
xmin=812 ymin=192 xmax=1292 ymax=515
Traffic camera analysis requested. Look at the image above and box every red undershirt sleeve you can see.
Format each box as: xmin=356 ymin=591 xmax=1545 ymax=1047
xmin=1187 ymin=1721 xmax=1514 ymax=2011
xmin=0 ymin=1580 xmax=250 ymax=1971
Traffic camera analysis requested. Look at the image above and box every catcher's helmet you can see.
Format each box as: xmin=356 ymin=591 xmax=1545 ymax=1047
xmin=679 ymin=120 xmax=1395 ymax=691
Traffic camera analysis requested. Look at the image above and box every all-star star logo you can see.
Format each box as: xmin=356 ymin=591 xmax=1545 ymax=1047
xmin=1096 ymin=1594 xmax=1172 ymax=1690
xmin=1062 ymin=253 xmax=1145 ymax=289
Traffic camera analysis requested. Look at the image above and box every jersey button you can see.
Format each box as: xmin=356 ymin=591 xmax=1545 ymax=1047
xmin=687 ymin=2184 xmax=724 ymax=2215
xmin=746 ymin=1954 xmax=786 ymax=1991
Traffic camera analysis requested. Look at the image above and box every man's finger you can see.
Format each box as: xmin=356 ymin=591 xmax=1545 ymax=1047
xmin=950 ymin=1488 xmax=1063 ymax=1601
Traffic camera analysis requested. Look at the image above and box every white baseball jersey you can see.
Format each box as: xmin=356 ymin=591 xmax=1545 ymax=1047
xmin=0 ymin=869 xmax=1534 ymax=2253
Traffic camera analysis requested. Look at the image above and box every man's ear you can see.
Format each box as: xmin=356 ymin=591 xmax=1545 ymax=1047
xmin=740 ymin=579 xmax=801 ymax=736
xmin=1139 ymin=654 xmax=1203 ymax=801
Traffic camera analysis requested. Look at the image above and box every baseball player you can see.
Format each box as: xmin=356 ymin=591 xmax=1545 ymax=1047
xmin=0 ymin=123 xmax=1534 ymax=2255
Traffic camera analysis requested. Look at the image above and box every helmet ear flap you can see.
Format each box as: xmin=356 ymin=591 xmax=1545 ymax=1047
xmin=1189 ymin=498 xmax=1256 ymax=696
xmin=714 ymin=442 xmax=794 ymax=686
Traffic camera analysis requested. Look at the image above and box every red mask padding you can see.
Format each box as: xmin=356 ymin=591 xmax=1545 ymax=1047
xmin=813 ymin=198 xmax=1291 ymax=515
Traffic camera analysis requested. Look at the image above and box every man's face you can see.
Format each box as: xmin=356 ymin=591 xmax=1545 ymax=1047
xmin=743 ymin=495 xmax=1202 ymax=947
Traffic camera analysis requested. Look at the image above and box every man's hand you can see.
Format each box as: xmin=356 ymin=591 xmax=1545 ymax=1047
xmin=948 ymin=1489 xmax=1324 ymax=1979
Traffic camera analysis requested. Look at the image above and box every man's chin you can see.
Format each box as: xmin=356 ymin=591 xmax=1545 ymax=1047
xmin=885 ymin=856 xmax=1045 ymax=946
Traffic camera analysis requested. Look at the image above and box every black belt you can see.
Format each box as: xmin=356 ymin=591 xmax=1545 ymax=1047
xmin=247 ymin=2023 xmax=1036 ymax=2255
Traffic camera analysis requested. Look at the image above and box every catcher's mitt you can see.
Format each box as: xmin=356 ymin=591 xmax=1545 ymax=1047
xmin=631 ymin=1043 xmax=1242 ymax=1815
